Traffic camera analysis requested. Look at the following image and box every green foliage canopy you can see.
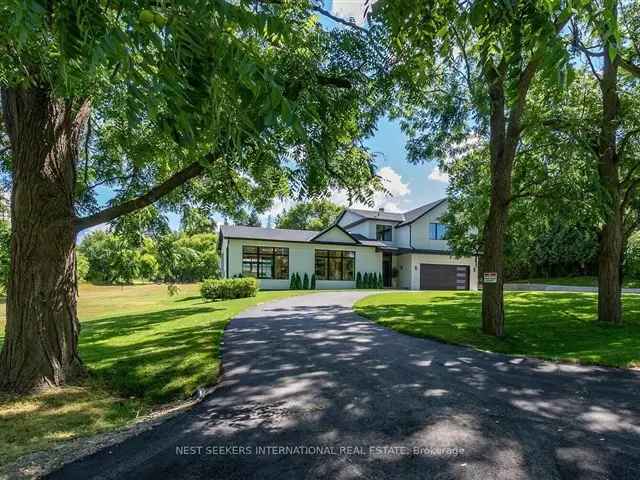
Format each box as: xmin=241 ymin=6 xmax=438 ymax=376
xmin=275 ymin=199 xmax=342 ymax=230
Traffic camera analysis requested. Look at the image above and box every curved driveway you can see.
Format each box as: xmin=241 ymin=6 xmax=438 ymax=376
xmin=49 ymin=291 xmax=640 ymax=480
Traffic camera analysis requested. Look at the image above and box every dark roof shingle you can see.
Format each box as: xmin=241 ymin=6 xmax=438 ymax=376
xmin=220 ymin=225 xmax=318 ymax=242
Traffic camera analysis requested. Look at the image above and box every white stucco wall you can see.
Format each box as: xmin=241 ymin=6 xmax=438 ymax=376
xmin=408 ymin=202 xmax=450 ymax=251
xmin=223 ymin=238 xmax=382 ymax=290
xmin=394 ymin=225 xmax=411 ymax=248
xmin=396 ymin=254 xmax=413 ymax=289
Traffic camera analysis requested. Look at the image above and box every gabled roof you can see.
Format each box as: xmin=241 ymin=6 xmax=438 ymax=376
xmin=350 ymin=233 xmax=398 ymax=250
xmin=338 ymin=198 xmax=447 ymax=228
xmin=220 ymin=225 xmax=317 ymax=242
xmin=309 ymin=223 xmax=360 ymax=244
xmin=397 ymin=198 xmax=447 ymax=226
xmin=219 ymin=224 xmax=367 ymax=247
xmin=344 ymin=208 xmax=405 ymax=222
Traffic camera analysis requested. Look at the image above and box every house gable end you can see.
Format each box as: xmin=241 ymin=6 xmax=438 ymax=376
xmin=311 ymin=225 xmax=359 ymax=244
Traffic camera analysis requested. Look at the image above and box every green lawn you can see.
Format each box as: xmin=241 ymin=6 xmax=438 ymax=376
xmin=355 ymin=291 xmax=640 ymax=369
xmin=0 ymin=284 xmax=304 ymax=468
xmin=511 ymin=275 xmax=640 ymax=289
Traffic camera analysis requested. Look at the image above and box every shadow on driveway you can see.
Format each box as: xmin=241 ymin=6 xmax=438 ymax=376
xmin=48 ymin=292 xmax=640 ymax=480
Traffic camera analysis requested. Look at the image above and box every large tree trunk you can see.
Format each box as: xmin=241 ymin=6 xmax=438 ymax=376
xmin=598 ymin=203 xmax=623 ymax=324
xmin=596 ymin=21 xmax=623 ymax=325
xmin=481 ymin=75 xmax=512 ymax=337
xmin=0 ymin=88 xmax=89 ymax=393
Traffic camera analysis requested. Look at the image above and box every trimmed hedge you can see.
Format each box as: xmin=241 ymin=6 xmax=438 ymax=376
xmin=201 ymin=277 xmax=259 ymax=300
xmin=358 ymin=272 xmax=383 ymax=289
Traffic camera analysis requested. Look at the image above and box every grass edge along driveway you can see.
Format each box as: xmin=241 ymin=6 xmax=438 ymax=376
xmin=0 ymin=284 xmax=306 ymax=468
xmin=354 ymin=291 xmax=640 ymax=369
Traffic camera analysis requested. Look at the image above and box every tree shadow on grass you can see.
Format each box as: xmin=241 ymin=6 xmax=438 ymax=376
xmin=79 ymin=306 xmax=226 ymax=403
xmin=356 ymin=291 xmax=640 ymax=368
xmin=50 ymin=296 xmax=640 ymax=480
xmin=0 ymin=384 xmax=143 ymax=467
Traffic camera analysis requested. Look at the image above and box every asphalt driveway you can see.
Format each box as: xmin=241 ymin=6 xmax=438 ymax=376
xmin=48 ymin=291 xmax=640 ymax=480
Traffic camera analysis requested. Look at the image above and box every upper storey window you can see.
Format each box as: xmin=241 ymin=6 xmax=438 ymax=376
xmin=428 ymin=223 xmax=448 ymax=240
xmin=376 ymin=224 xmax=392 ymax=241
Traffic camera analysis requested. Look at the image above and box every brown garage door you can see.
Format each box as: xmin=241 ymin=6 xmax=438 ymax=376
xmin=419 ymin=264 xmax=469 ymax=290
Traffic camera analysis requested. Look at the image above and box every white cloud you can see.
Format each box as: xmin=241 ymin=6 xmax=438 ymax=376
xmin=378 ymin=166 xmax=410 ymax=197
xmin=428 ymin=166 xmax=449 ymax=183
xmin=330 ymin=0 xmax=368 ymax=25
xmin=330 ymin=166 xmax=410 ymax=212
xmin=259 ymin=197 xmax=295 ymax=227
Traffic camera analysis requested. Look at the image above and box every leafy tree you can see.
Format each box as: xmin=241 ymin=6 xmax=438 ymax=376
xmin=170 ymin=233 xmax=220 ymax=282
xmin=79 ymin=231 xmax=141 ymax=284
xmin=0 ymin=1 xmax=386 ymax=392
xmin=303 ymin=273 xmax=309 ymax=290
xmin=375 ymin=0 xmax=578 ymax=335
xmin=276 ymin=199 xmax=343 ymax=230
xmin=238 ymin=211 xmax=262 ymax=227
xmin=624 ymin=233 xmax=640 ymax=279
xmin=356 ymin=272 xmax=363 ymax=288
xmin=138 ymin=253 xmax=160 ymax=282
xmin=76 ymin=252 xmax=90 ymax=283
xmin=310 ymin=273 xmax=316 ymax=289
xmin=289 ymin=274 xmax=296 ymax=290
xmin=557 ymin=1 xmax=640 ymax=323
xmin=180 ymin=206 xmax=216 ymax=235
xmin=441 ymin=89 xmax=600 ymax=282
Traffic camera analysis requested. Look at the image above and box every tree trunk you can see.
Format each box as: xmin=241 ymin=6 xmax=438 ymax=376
xmin=596 ymin=18 xmax=623 ymax=325
xmin=598 ymin=204 xmax=623 ymax=324
xmin=0 ymin=88 xmax=90 ymax=393
xmin=481 ymin=78 xmax=511 ymax=337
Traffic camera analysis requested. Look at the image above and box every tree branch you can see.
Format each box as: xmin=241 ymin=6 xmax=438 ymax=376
xmin=620 ymin=57 xmax=640 ymax=78
xmin=75 ymin=160 xmax=207 ymax=232
xmin=316 ymin=74 xmax=352 ymax=89
xmin=312 ymin=6 xmax=369 ymax=34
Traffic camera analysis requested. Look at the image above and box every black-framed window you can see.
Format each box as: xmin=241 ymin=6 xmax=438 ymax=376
xmin=429 ymin=223 xmax=448 ymax=240
xmin=315 ymin=250 xmax=355 ymax=281
xmin=242 ymin=246 xmax=289 ymax=279
xmin=376 ymin=224 xmax=392 ymax=241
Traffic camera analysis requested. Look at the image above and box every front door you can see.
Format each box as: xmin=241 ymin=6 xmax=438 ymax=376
xmin=382 ymin=253 xmax=392 ymax=287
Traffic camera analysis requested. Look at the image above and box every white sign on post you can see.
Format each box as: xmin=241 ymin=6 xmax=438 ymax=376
xmin=483 ymin=272 xmax=498 ymax=284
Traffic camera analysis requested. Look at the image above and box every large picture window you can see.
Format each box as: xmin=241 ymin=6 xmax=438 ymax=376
xmin=242 ymin=246 xmax=289 ymax=279
xmin=428 ymin=223 xmax=448 ymax=240
xmin=315 ymin=250 xmax=355 ymax=281
xmin=376 ymin=224 xmax=392 ymax=241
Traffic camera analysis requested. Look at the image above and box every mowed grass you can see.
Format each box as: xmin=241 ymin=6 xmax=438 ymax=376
xmin=0 ymin=284 xmax=304 ymax=467
xmin=511 ymin=275 xmax=640 ymax=289
xmin=355 ymin=291 xmax=640 ymax=368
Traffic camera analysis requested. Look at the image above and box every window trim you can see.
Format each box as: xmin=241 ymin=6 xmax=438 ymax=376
xmin=429 ymin=223 xmax=448 ymax=241
xmin=314 ymin=249 xmax=355 ymax=281
xmin=242 ymin=245 xmax=289 ymax=279
xmin=376 ymin=224 xmax=393 ymax=241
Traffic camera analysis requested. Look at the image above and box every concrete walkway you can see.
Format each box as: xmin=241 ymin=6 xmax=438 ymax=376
xmin=48 ymin=291 xmax=640 ymax=480
xmin=505 ymin=283 xmax=640 ymax=294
